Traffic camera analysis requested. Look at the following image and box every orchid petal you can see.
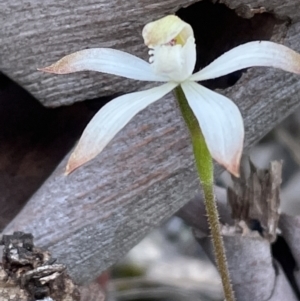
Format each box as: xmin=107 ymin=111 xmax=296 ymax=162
xmin=181 ymin=81 xmax=244 ymax=176
xmin=66 ymin=82 xmax=177 ymax=174
xmin=39 ymin=48 xmax=169 ymax=82
xmin=190 ymin=41 xmax=300 ymax=81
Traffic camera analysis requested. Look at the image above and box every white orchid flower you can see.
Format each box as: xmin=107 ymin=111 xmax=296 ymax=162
xmin=40 ymin=15 xmax=300 ymax=176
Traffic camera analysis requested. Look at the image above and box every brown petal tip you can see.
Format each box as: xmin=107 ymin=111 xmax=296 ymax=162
xmin=225 ymin=159 xmax=241 ymax=178
xmin=64 ymin=152 xmax=88 ymax=175
xmin=37 ymin=66 xmax=56 ymax=73
xmin=65 ymin=159 xmax=77 ymax=176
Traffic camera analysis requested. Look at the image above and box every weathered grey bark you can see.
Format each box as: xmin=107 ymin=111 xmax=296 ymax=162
xmin=79 ymin=282 xmax=105 ymax=301
xmin=180 ymin=192 xmax=300 ymax=301
xmin=198 ymin=235 xmax=297 ymax=301
xmin=2 ymin=0 xmax=300 ymax=287
xmin=181 ymin=162 xmax=298 ymax=300
xmin=0 ymin=0 xmax=198 ymax=107
xmin=0 ymin=231 xmax=105 ymax=300
xmin=279 ymin=215 xmax=300 ymax=289
xmin=0 ymin=0 xmax=299 ymax=108
xmin=0 ymin=232 xmax=80 ymax=301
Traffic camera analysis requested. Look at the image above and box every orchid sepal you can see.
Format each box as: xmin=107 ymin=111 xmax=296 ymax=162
xmin=190 ymin=41 xmax=300 ymax=82
xmin=39 ymin=48 xmax=169 ymax=82
xmin=65 ymin=82 xmax=177 ymax=174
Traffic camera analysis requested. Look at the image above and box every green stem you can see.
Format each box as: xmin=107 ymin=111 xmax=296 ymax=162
xmin=174 ymin=86 xmax=235 ymax=301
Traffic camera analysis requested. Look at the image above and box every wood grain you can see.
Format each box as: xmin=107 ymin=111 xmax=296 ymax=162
xmin=0 ymin=0 xmax=197 ymax=107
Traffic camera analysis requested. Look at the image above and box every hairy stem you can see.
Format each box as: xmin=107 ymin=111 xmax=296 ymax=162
xmin=174 ymin=86 xmax=235 ymax=301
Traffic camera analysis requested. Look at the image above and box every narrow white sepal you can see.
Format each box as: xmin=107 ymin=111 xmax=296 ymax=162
xmin=40 ymin=48 xmax=169 ymax=82
xmin=181 ymin=81 xmax=244 ymax=176
xmin=189 ymin=41 xmax=300 ymax=81
xmin=66 ymin=82 xmax=177 ymax=174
